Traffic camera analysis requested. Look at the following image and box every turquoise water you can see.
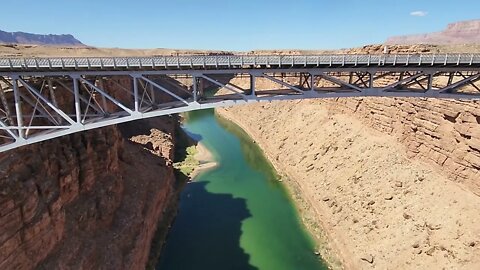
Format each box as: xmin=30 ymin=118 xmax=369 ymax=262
xmin=157 ymin=109 xmax=328 ymax=270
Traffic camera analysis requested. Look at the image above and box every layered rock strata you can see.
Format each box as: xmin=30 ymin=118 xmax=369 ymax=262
xmin=0 ymin=75 xmax=181 ymax=269
xmin=216 ymin=51 xmax=480 ymax=269
xmin=386 ymin=20 xmax=480 ymax=45
xmin=0 ymin=116 xmax=180 ymax=269
xmin=218 ymin=98 xmax=480 ymax=269
xmin=0 ymin=117 xmax=180 ymax=269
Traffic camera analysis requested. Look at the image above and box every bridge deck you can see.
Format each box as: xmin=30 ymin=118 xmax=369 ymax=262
xmin=0 ymin=54 xmax=478 ymax=152
xmin=1 ymin=54 xmax=480 ymax=72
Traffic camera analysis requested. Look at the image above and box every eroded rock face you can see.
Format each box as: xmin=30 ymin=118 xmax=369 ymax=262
xmin=321 ymin=98 xmax=480 ymax=194
xmin=0 ymin=118 xmax=179 ymax=270
xmin=386 ymin=20 xmax=480 ymax=45
xmin=0 ymin=127 xmax=122 ymax=269
xmin=0 ymin=77 xmax=180 ymax=269
xmin=219 ymin=98 xmax=480 ymax=269
xmin=215 ymin=43 xmax=480 ymax=268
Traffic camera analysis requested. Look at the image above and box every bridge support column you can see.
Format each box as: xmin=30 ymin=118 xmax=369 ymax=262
xmin=149 ymin=83 xmax=155 ymax=104
xmin=72 ymin=76 xmax=82 ymax=124
xmin=310 ymin=73 xmax=314 ymax=91
xmin=427 ymin=73 xmax=433 ymax=90
xmin=47 ymin=79 xmax=62 ymax=124
xmin=250 ymin=74 xmax=256 ymax=96
xmin=12 ymin=76 xmax=24 ymax=140
xmin=133 ymin=76 xmax=139 ymax=112
xmin=199 ymin=78 xmax=204 ymax=99
xmin=192 ymin=76 xmax=198 ymax=102
xmin=98 ymin=78 xmax=109 ymax=112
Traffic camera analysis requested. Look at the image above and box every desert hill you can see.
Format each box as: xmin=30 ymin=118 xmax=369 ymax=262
xmin=386 ymin=19 xmax=480 ymax=45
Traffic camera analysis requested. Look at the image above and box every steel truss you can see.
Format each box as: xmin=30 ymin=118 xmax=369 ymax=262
xmin=0 ymin=54 xmax=479 ymax=152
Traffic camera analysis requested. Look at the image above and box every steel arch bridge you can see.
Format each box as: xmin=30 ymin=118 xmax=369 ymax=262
xmin=0 ymin=53 xmax=479 ymax=152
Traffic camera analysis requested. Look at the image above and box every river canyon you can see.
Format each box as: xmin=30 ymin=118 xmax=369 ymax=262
xmin=0 ymin=43 xmax=479 ymax=270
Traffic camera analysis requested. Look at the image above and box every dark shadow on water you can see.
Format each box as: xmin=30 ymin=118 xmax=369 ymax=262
xmin=157 ymin=181 xmax=258 ymax=270
xmin=182 ymin=129 xmax=203 ymax=142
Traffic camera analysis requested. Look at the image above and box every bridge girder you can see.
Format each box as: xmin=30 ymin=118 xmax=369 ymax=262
xmin=0 ymin=54 xmax=479 ymax=152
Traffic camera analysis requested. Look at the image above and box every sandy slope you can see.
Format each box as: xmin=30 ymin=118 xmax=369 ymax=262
xmin=218 ymin=101 xmax=480 ymax=270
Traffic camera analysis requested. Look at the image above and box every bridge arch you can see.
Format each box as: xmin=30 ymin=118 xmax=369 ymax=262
xmin=0 ymin=54 xmax=479 ymax=152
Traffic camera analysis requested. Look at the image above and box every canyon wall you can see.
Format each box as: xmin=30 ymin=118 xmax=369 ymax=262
xmin=321 ymin=97 xmax=480 ymax=194
xmin=217 ymin=62 xmax=480 ymax=269
xmin=0 ymin=77 xmax=181 ymax=269
xmin=218 ymin=97 xmax=480 ymax=270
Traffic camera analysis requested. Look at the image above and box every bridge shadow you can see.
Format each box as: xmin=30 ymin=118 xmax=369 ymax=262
xmin=157 ymin=181 xmax=257 ymax=270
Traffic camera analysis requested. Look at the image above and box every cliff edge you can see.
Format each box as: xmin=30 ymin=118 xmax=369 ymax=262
xmin=386 ymin=19 xmax=480 ymax=45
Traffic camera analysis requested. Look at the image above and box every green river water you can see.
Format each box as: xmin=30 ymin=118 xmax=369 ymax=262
xmin=157 ymin=109 xmax=328 ymax=270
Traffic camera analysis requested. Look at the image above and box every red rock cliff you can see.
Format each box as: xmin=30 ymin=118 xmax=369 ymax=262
xmin=0 ymin=78 xmax=180 ymax=269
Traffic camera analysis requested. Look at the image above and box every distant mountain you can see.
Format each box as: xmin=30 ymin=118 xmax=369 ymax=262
xmin=386 ymin=19 xmax=480 ymax=45
xmin=0 ymin=29 xmax=84 ymax=46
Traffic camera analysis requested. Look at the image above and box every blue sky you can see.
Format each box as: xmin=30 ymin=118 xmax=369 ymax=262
xmin=1 ymin=0 xmax=479 ymax=50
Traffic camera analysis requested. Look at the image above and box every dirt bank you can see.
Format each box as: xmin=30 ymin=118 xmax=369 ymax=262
xmin=217 ymin=100 xmax=480 ymax=270
xmin=190 ymin=142 xmax=218 ymax=179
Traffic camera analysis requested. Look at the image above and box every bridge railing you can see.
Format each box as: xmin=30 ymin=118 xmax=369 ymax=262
xmin=0 ymin=54 xmax=479 ymax=71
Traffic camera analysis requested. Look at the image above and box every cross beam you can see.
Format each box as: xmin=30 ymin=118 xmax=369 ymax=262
xmin=0 ymin=56 xmax=478 ymax=152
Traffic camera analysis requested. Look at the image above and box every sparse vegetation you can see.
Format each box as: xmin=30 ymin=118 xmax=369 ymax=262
xmin=172 ymin=122 xmax=200 ymax=181
xmin=173 ymin=145 xmax=199 ymax=176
